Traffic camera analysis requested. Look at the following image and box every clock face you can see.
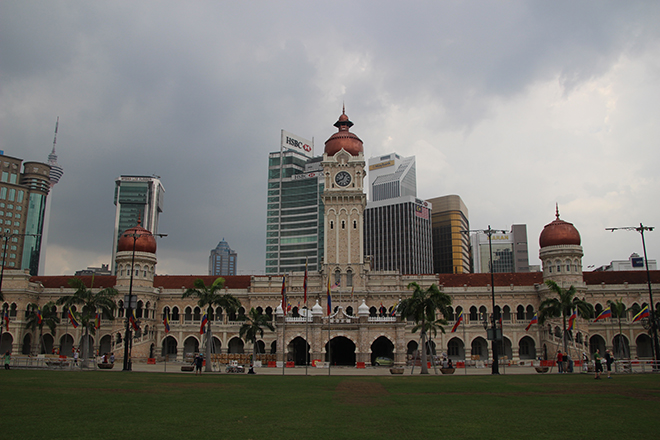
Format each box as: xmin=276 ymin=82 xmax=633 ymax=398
xmin=335 ymin=171 xmax=352 ymax=187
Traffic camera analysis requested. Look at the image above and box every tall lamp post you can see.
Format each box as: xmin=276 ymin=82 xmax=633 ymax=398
xmin=121 ymin=229 xmax=167 ymax=372
xmin=606 ymin=224 xmax=659 ymax=366
xmin=463 ymin=226 xmax=507 ymax=375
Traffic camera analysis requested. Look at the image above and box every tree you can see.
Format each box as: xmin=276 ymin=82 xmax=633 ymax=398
xmin=607 ymin=298 xmax=628 ymax=358
xmin=539 ymin=280 xmax=594 ymax=355
xmin=397 ymin=282 xmax=452 ymax=374
xmin=182 ymin=278 xmax=241 ymax=372
xmin=57 ymin=278 xmax=118 ymax=364
xmin=24 ymin=301 xmax=60 ymax=354
xmin=239 ymin=307 xmax=275 ymax=367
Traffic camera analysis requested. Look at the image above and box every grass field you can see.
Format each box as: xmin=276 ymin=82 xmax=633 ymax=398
xmin=1 ymin=370 xmax=658 ymax=440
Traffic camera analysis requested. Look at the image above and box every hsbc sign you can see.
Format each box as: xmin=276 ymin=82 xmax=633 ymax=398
xmin=281 ymin=130 xmax=313 ymax=157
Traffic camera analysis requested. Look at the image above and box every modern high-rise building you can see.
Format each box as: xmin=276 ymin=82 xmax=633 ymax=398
xmin=39 ymin=118 xmax=64 ymax=275
xmin=471 ymin=224 xmax=530 ymax=273
xmin=364 ymin=196 xmax=433 ymax=274
xmin=0 ymin=152 xmax=52 ymax=275
xmin=367 ymin=153 xmax=416 ymax=202
xmin=209 ymin=238 xmax=237 ymax=276
xmin=265 ymin=131 xmax=324 ymax=274
xmin=111 ymin=175 xmax=164 ymax=274
xmin=427 ymin=195 xmax=470 ymax=274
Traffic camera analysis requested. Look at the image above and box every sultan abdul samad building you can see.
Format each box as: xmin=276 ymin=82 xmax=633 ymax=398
xmin=1 ymin=110 xmax=659 ymax=367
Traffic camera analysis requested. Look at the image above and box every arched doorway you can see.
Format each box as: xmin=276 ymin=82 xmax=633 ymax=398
xmin=325 ymin=336 xmax=356 ymax=366
xmin=41 ymin=334 xmax=54 ymax=354
xmin=99 ymin=335 xmax=112 ymax=355
xmin=183 ymin=337 xmax=199 ymax=358
xmin=212 ymin=337 xmax=222 ymax=354
xmin=80 ymin=334 xmax=95 ymax=358
xmin=518 ymin=336 xmax=536 ymax=360
xmin=162 ymin=336 xmax=178 ymax=360
xmin=589 ymin=334 xmax=606 ymax=357
xmin=471 ymin=337 xmax=488 ymax=361
xmin=636 ymin=334 xmax=653 ymax=358
xmin=497 ymin=337 xmax=513 ymax=360
xmin=291 ymin=336 xmax=309 ymax=365
xmin=22 ymin=333 xmax=31 ymax=355
xmin=0 ymin=332 xmax=13 ymax=353
xmin=612 ymin=334 xmax=629 ymax=359
xmin=60 ymin=334 xmax=74 ymax=356
xmin=370 ymin=336 xmax=394 ymax=365
xmin=447 ymin=337 xmax=464 ymax=361
xmin=228 ymin=337 xmax=244 ymax=354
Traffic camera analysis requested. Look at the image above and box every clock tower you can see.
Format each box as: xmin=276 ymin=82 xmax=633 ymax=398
xmin=322 ymin=108 xmax=367 ymax=289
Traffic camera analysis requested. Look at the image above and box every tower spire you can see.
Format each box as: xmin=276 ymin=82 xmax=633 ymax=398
xmin=555 ymin=203 xmax=560 ymax=220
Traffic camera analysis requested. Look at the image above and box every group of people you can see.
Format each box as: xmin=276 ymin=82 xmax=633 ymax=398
xmin=192 ymin=353 xmax=204 ymax=374
xmin=100 ymin=352 xmax=115 ymax=364
xmin=593 ymin=349 xmax=615 ymax=379
xmin=555 ymin=351 xmax=573 ymax=373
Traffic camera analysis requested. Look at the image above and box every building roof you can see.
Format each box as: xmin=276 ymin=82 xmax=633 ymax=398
xmin=436 ymin=272 xmax=544 ymax=287
xmin=31 ymin=275 xmax=117 ymax=289
xmin=153 ymin=275 xmax=252 ymax=290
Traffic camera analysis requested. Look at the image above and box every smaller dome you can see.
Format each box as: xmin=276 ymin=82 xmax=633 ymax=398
xmin=311 ymin=300 xmax=323 ymax=316
xmin=539 ymin=206 xmax=581 ymax=248
xmin=358 ymin=299 xmax=370 ymax=317
xmin=117 ymin=221 xmax=157 ymax=254
xmin=324 ymin=107 xmax=364 ymax=156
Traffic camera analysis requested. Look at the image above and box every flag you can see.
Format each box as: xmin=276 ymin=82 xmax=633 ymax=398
xmin=379 ymin=303 xmax=386 ymax=316
xmin=414 ymin=204 xmax=429 ymax=220
xmin=36 ymin=307 xmax=42 ymax=325
xmin=200 ymin=314 xmax=208 ymax=334
xmin=129 ymin=310 xmax=139 ymax=331
xmin=3 ymin=309 xmax=9 ymax=331
xmin=327 ymin=278 xmax=332 ymax=315
xmin=567 ymin=309 xmax=577 ymax=331
xmin=525 ymin=313 xmax=538 ymax=331
xmin=389 ymin=305 xmax=397 ymax=317
xmin=94 ymin=312 xmax=101 ymax=330
xmin=163 ymin=314 xmax=170 ymax=333
xmin=68 ymin=309 xmax=80 ymax=329
xmin=303 ymin=260 xmax=308 ymax=304
xmin=280 ymin=276 xmax=287 ymax=314
xmin=499 ymin=315 xmax=502 ymax=328
xmin=632 ymin=305 xmax=649 ymax=323
xmin=451 ymin=310 xmax=464 ymax=333
xmin=594 ymin=307 xmax=611 ymax=322
xmin=287 ymin=302 xmax=292 ymax=312
xmin=332 ymin=280 xmax=341 ymax=289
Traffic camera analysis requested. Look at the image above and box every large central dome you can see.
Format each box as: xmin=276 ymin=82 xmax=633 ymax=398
xmin=117 ymin=220 xmax=157 ymax=254
xmin=539 ymin=207 xmax=581 ymax=248
xmin=324 ymin=107 xmax=363 ymax=156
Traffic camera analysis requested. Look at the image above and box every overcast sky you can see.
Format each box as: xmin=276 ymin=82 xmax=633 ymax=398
xmin=2 ymin=1 xmax=659 ymax=276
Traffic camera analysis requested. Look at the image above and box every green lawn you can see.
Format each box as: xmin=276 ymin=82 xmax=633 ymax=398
xmin=1 ymin=370 xmax=658 ymax=440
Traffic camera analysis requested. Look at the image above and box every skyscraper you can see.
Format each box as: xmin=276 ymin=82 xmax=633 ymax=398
xmin=209 ymin=238 xmax=237 ymax=276
xmin=0 ymin=152 xmax=51 ymax=275
xmin=266 ymin=130 xmax=323 ymax=274
xmin=471 ymin=224 xmax=530 ymax=273
xmin=39 ymin=118 xmax=64 ymax=275
xmin=367 ymin=153 xmax=416 ymax=202
xmin=111 ymin=175 xmax=164 ymax=274
xmin=427 ymin=195 xmax=470 ymax=274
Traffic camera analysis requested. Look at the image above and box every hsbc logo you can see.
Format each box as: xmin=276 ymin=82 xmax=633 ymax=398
xmin=286 ymin=136 xmax=312 ymax=152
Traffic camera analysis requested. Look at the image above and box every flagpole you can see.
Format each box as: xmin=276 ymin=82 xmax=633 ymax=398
xmin=304 ymin=259 xmax=309 ymax=377
xmin=463 ymin=314 xmax=467 ymax=375
xmin=281 ymin=276 xmax=287 ymax=377
xmin=327 ymin=277 xmax=331 ymax=376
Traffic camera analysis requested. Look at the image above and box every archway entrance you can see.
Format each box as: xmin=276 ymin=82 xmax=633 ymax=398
xmin=636 ymin=334 xmax=653 ymax=358
xmin=41 ymin=334 xmax=54 ymax=354
xmin=162 ymin=336 xmax=178 ymax=360
xmin=228 ymin=337 xmax=244 ymax=354
xmin=325 ymin=336 xmax=356 ymax=366
xmin=291 ymin=337 xmax=310 ymax=365
xmin=60 ymin=334 xmax=74 ymax=356
xmin=447 ymin=337 xmax=464 ymax=361
xmin=471 ymin=337 xmax=488 ymax=361
xmin=613 ymin=334 xmax=629 ymax=359
xmin=370 ymin=336 xmax=394 ymax=365
xmin=589 ymin=335 xmax=606 ymax=357
xmin=99 ymin=335 xmax=112 ymax=356
xmin=518 ymin=336 xmax=536 ymax=360
xmin=22 ymin=333 xmax=31 ymax=355
xmin=183 ymin=337 xmax=199 ymax=359
xmin=0 ymin=333 xmax=13 ymax=354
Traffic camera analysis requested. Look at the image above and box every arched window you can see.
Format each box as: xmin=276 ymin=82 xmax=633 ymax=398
xmin=136 ymin=301 xmax=144 ymax=318
xmin=334 ymin=270 xmax=341 ymax=286
xmin=346 ymin=269 xmax=353 ymax=287
xmin=193 ymin=307 xmax=201 ymax=321
xmin=469 ymin=306 xmax=478 ymax=321
xmin=555 ymin=260 xmax=561 ymax=273
xmin=566 ymin=259 xmax=571 ymax=272
xmin=163 ymin=306 xmax=170 ymax=320
xmin=135 ymin=265 xmax=141 ymax=277
xmin=516 ymin=305 xmax=525 ymax=320
xmin=479 ymin=305 xmax=487 ymax=321
xmin=215 ymin=307 xmax=223 ymax=321
xmin=172 ymin=307 xmax=180 ymax=321
xmin=369 ymin=306 xmax=377 ymax=317
xmin=330 ymin=220 xmax=334 ymax=230
xmin=184 ymin=307 xmax=192 ymax=321
xmin=526 ymin=305 xmax=535 ymax=320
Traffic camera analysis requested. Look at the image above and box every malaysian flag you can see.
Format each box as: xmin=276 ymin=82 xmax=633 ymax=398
xmin=414 ymin=205 xmax=429 ymax=220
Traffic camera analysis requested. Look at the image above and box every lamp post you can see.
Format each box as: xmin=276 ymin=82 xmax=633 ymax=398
xmin=606 ymin=224 xmax=659 ymax=366
xmin=121 ymin=229 xmax=166 ymax=371
xmin=463 ymin=226 xmax=507 ymax=375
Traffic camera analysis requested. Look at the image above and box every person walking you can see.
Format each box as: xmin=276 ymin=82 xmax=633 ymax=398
xmin=594 ymin=349 xmax=602 ymax=379
xmin=193 ymin=353 xmax=203 ymax=375
xmin=557 ymin=350 xmax=563 ymax=373
xmin=73 ymin=348 xmax=79 ymax=366
xmin=605 ymin=350 xmax=614 ymax=378
xmin=3 ymin=351 xmax=10 ymax=370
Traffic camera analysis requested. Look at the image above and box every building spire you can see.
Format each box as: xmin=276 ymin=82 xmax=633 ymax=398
xmin=555 ymin=203 xmax=560 ymax=220
xmin=47 ymin=117 xmax=64 ymax=186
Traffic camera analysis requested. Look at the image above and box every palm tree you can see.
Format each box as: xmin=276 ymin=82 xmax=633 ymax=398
xmin=182 ymin=278 xmax=241 ymax=372
xmin=24 ymin=302 xmax=60 ymax=354
xmin=397 ymin=282 xmax=452 ymax=374
xmin=539 ymin=280 xmax=594 ymax=355
xmin=607 ymin=298 xmax=627 ymax=358
xmin=239 ymin=307 xmax=275 ymax=367
xmin=56 ymin=278 xmax=118 ymax=364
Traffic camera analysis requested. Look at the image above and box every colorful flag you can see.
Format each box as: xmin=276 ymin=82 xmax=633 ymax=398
xmin=594 ymin=307 xmax=611 ymax=322
xmin=414 ymin=204 xmax=429 ymax=220
xmin=303 ymin=260 xmax=308 ymax=304
xmin=327 ymin=278 xmax=332 ymax=315
xmin=94 ymin=312 xmax=101 ymax=330
xmin=3 ymin=309 xmax=9 ymax=331
xmin=36 ymin=307 xmax=42 ymax=325
xmin=379 ymin=303 xmax=386 ymax=316
xmin=389 ymin=305 xmax=397 ymax=317
xmin=200 ymin=314 xmax=208 ymax=334
xmin=567 ymin=309 xmax=577 ymax=331
xmin=68 ymin=309 xmax=80 ymax=328
xmin=129 ymin=310 xmax=139 ymax=331
xmin=451 ymin=310 xmax=464 ymax=333
xmin=332 ymin=280 xmax=341 ymax=289
xmin=632 ymin=305 xmax=649 ymax=323
xmin=280 ymin=276 xmax=287 ymax=314
xmin=525 ymin=313 xmax=538 ymax=331
xmin=163 ymin=314 xmax=170 ymax=333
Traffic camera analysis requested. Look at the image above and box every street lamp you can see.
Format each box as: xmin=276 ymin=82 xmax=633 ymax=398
xmin=606 ymin=224 xmax=659 ymax=366
xmin=121 ymin=229 xmax=167 ymax=372
xmin=463 ymin=226 xmax=507 ymax=375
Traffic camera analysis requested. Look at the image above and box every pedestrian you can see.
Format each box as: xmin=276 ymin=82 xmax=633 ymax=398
xmin=605 ymin=349 xmax=614 ymax=378
xmin=582 ymin=352 xmax=589 ymax=373
xmin=109 ymin=352 xmax=115 ymax=364
xmin=3 ymin=351 xmax=10 ymax=370
xmin=193 ymin=353 xmax=203 ymax=375
xmin=594 ymin=349 xmax=602 ymax=379
xmin=557 ymin=350 xmax=563 ymax=373
xmin=73 ymin=348 xmax=79 ymax=366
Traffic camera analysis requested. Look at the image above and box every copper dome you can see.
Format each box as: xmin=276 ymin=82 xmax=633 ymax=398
xmin=539 ymin=207 xmax=581 ymax=248
xmin=117 ymin=221 xmax=157 ymax=254
xmin=324 ymin=107 xmax=363 ymax=156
